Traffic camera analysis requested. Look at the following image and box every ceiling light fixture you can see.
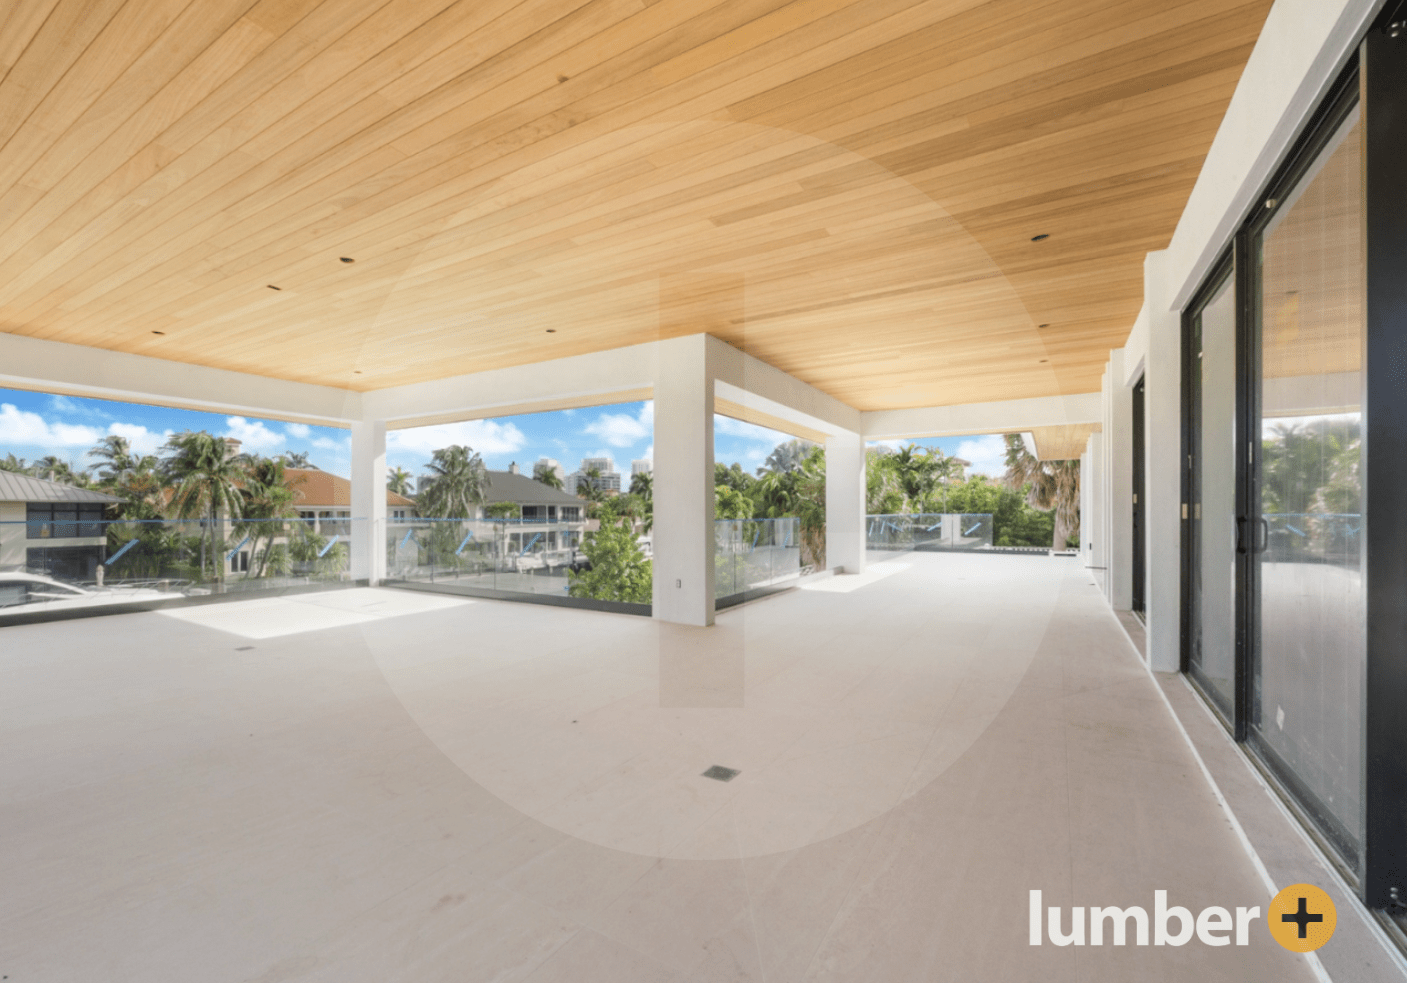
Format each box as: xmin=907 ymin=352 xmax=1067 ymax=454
xmin=151 ymin=330 xmax=165 ymax=335
xmin=546 ymin=329 xmax=556 ymax=333
xmin=1030 ymin=234 xmax=1050 ymax=242
xmin=340 ymin=257 xmax=355 ymax=263
xmin=267 ymin=284 xmax=281 ymax=290
xmin=1038 ymin=323 xmax=1050 ymax=328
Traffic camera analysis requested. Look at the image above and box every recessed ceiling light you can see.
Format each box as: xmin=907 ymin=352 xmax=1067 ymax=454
xmin=1038 ymin=323 xmax=1050 ymax=328
xmin=1030 ymin=234 xmax=1050 ymax=242
xmin=353 ymin=370 xmax=362 ymax=374
xmin=546 ymin=329 xmax=556 ymax=333
xmin=267 ymin=284 xmax=281 ymax=290
xmin=340 ymin=257 xmax=355 ymax=263
xmin=151 ymin=330 xmax=165 ymax=335
xmin=1039 ymin=359 xmax=1048 ymax=363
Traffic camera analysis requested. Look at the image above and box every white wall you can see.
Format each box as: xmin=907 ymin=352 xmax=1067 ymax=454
xmin=861 ymin=393 xmax=1101 ymax=440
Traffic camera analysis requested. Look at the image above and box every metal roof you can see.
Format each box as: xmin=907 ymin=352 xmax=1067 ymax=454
xmin=0 ymin=472 xmax=121 ymax=504
xmin=481 ymin=470 xmax=584 ymax=507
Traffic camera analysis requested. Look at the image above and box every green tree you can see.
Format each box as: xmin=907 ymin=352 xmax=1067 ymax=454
xmin=714 ymin=462 xmax=754 ymax=493
xmin=758 ymin=439 xmax=813 ymax=475
xmin=31 ymin=455 xmax=90 ymax=486
xmin=1001 ymin=434 xmax=1079 ymax=549
xmin=418 ymin=445 xmax=490 ymax=518
xmin=629 ymin=470 xmax=653 ymax=499
xmin=533 ymin=461 xmax=565 ymax=490
xmin=568 ymin=518 xmax=652 ymax=603
xmin=484 ymin=501 xmax=521 ymax=519
xmin=282 ymin=451 xmax=312 ymax=468
xmin=387 ymin=466 xmax=415 ymax=497
xmin=161 ymin=431 xmax=249 ymax=585
xmin=0 ymin=453 xmax=29 ymax=473
xmin=715 ymin=484 xmax=752 ymax=521
xmin=575 ymin=466 xmax=606 ymax=504
xmin=238 ymin=456 xmax=303 ymax=578
xmin=90 ymin=435 xmax=164 ymax=520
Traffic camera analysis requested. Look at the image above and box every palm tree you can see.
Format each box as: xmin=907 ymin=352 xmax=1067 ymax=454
xmin=90 ymin=435 xmax=164 ymax=520
xmin=162 ymin=431 xmax=249 ymax=585
xmin=1 ymin=453 xmax=29 ymax=473
xmin=866 ymin=447 xmax=905 ymax=514
xmin=417 ymin=445 xmax=490 ymax=518
xmin=575 ymin=466 xmax=606 ymax=503
xmin=533 ymin=461 xmax=564 ymax=490
xmin=759 ymin=439 xmax=813 ymax=475
xmin=31 ymin=455 xmax=88 ymax=485
xmin=387 ymin=466 xmax=415 ymax=497
xmin=282 ymin=451 xmax=312 ymax=468
xmin=629 ymin=471 xmax=652 ymax=499
xmin=239 ymin=456 xmax=304 ymax=578
xmin=1001 ymin=433 xmax=1080 ymax=549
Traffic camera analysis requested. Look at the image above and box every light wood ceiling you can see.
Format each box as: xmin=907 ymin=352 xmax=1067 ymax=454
xmin=0 ymin=0 xmax=1273 ymax=411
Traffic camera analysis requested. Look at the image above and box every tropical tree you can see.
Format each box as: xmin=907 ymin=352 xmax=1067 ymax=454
xmin=162 ymin=430 xmax=249 ymax=585
xmin=1001 ymin=434 xmax=1080 ymax=549
xmin=31 ymin=455 xmax=89 ymax=486
xmin=758 ymin=439 xmax=813 ymax=475
xmin=238 ymin=456 xmax=304 ymax=578
xmin=282 ymin=451 xmax=312 ymax=468
xmin=568 ymin=517 xmax=652 ymax=603
xmin=629 ymin=471 xmax=653 ymax=499
xmin=866 ymin=447 xmax=906 ymax=514
xmin=418 ymin=445 xmax=490 ymax=518
xmin=0 ymin=453 xmax=29 ymax=473
xmin=533 ymin=461 xmax=564 ymax=490
xmin=386 ymin=466 xmax=415 ymax=497
xmin=484 ymin=501 xmax=521 ymax=519
xmin=575 ymin=466 xmax=606 ymax=505
xmin=715 ymin=484 xmax=752 ymax=521
xmin=89 ymin=435 xmax=165 ymax=520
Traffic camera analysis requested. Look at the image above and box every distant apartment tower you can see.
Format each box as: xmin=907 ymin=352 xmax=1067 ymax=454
xmin=534 ymin=457 xmax=566 ymax=486
xmin=631 ymin=459 xmax=652 ymax=476
xmin=567 ymin=456 xmax=621 ymax=495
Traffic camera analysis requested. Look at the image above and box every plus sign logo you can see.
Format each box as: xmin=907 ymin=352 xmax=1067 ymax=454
xmin=1267 ymin=883 xmax=1336 ymax=952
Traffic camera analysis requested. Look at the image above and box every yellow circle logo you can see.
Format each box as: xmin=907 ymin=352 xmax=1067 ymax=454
xmin=1267 ymin=884 xmax=1336 ymax=952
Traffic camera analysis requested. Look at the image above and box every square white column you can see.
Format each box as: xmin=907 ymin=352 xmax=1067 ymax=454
xmin=652 ymin=336 xmax=715 ymax=626
xmin=350 ymin=420 xmax=387 ymax=585
xmin=825 ymin=431 xmax=866 ymax=574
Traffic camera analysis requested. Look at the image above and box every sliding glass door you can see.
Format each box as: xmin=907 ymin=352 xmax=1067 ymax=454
xmin=1246 ymin=98 xmax=1366 ymax=865
xmin=1184 ymin=264 xmax=1238 ymax=720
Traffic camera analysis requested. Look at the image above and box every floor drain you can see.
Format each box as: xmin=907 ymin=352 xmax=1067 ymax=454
xmin=702 ymin=765 xmax=740 ymax=782
xmin=235 ymin=646 xmax=254 ymax=651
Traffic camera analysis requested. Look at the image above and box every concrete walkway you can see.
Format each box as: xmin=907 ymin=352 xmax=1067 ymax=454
xmin=0 ymin=554 xmax=1317 ymax=981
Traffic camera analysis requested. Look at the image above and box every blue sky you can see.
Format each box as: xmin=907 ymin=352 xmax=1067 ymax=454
xmin=0 ymin=386 xmax=1008 ymax=482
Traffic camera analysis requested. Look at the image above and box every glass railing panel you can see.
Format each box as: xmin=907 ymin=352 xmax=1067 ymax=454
xmin=713 ymin=517 xmax=803 ymax=601
xmin=1 ymin=516 xmax=361 ymax=623
xmin=865 ymin=514 xmax=994 ymax=557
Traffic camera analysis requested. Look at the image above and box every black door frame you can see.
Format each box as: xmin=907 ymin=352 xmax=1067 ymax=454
xmin=1131 ymin=375 xmax=1146 ymax=616
xmin=1176 ymin=15 xmax=1407 ymax=910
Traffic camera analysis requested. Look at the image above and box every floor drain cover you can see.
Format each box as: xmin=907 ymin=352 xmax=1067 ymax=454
xmin=702 ymin=765 xmax=740 ymax=782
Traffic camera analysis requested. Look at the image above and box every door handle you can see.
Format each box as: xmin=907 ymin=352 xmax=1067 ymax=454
xmin=1255 ymin=517 xmax=1270 ymax=554
xmin=1236 ymin=516 xmax=1248 ymax=554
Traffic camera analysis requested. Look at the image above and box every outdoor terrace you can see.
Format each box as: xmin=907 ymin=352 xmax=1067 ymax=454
xmin=3 ymin=551 xmax=1373 ymax=982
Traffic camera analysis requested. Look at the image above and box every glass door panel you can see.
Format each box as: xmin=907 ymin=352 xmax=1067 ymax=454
xmin=1187 ymin=273 xmax=1237 ymax=715
xmin=1251 ymin=106 xmax=1365 ymax=861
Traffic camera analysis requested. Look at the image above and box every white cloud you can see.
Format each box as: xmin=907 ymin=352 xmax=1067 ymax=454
xmin=955 ymin=435 xmax=1008 ymax=477
xmin=0 ymin=403 xmax=103 ymax=447
xmin=286 ymin=422 xmax=311 ymax=439
xmin=47 ymin=394 xmax=110 ymax=419
xmin=223 ymin=416 xmax=285 ymax=452
xmin=583 ymin=402 xmax=652 ymax=448
xmin=388 ymin=418 xmax=527 ymax=459
xmin=106 ymin=422 xmax=171 ymax=456
xmin=641 ymin=443 xmax=653 ymax=462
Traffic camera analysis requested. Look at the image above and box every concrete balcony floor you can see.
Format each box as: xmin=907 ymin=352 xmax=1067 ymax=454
xmin=1 ymin=554 xmax=1317 ymax=981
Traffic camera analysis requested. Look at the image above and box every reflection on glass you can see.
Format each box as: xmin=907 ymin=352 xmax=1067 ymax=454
xmin=1189 ymin=275 xmax=1237 ymax=713
xmin=1254 ymin=107 xmax=1364 ymax=857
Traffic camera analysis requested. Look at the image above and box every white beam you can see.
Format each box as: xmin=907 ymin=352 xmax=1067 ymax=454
xmin=0 ymin=331 xmax=361 ymax=426
xmin=709 ymin=336 xmax=861 ymax=437
xmin=359 ymin=342 xmax=658 ymax=427
xmin=862 ymin=393 xmax=1102 ymax=440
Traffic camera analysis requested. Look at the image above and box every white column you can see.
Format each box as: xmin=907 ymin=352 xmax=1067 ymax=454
xmin=825 ymin=431 xmax=866 ymax=574
xmin=653 ymin=336 xmax=715 ymax=626
xmin=1145 ymin=250 xmax=1183 ymax=672
xmin=1108 ymin=349 xmax=1135 ymax=610
xmin=350 ymin=420 xmax=387 ymax=585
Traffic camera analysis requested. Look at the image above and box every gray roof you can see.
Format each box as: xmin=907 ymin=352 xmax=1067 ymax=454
xmin=481 ymin=470 xmax=585 ymax=507
xmin=0 ymin=471 xmax=120 ymax=505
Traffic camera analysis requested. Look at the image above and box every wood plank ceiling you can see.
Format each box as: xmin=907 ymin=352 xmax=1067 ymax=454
xmin=0 ymin=0 xmax=1274 ymax=411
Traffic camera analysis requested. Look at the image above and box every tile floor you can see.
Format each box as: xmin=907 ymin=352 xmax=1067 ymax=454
xmin=0 ymin=554 xmax=1321 ymax=981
